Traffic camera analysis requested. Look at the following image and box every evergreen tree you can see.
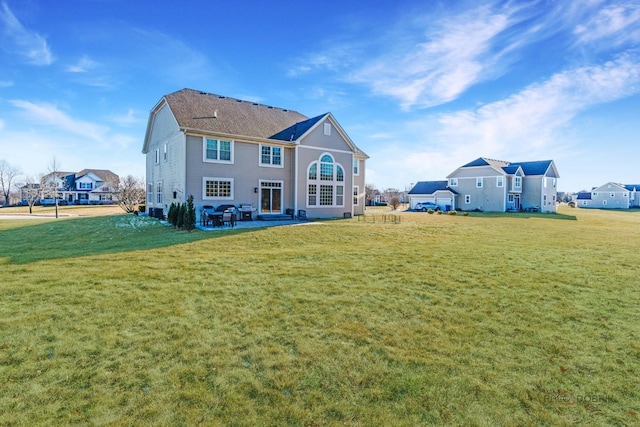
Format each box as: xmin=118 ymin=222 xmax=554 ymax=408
xmin=185 ymin=195 xmax=196 ymax=231
xmin=176 ymin=203 xmax=185 ymax=229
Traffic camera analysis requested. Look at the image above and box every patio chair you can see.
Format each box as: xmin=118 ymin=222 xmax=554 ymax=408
xmin=222 ymin=210 xmax=234 ymax=228
xmin=200 ymin=210 xmax=210 ymax=227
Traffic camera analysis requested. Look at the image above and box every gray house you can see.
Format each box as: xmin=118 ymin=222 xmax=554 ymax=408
xmin=142 ymin=88 xmax=368 ymax=220
xmin=576 ymin=182 xmax=640 ymax=209
xmin=443 ymin=157 xmax=559 ymax=212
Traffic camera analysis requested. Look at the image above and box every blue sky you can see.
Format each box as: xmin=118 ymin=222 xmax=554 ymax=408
xmin=1 ymin=0 xmax=638 ymax=192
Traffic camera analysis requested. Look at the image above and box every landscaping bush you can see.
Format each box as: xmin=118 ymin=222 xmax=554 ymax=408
xmin=427 ymin=209 xmax=435 ymax=214
xmin=448 ymin=210 xmax=457 ymax=215
xmin=138 ymin=204 xmax=146 ymax=213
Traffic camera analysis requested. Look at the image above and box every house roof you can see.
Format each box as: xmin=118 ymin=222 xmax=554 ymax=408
xmin=576 ymin=192 xmax=592 ymax=200
xmin=624 ymin=184 xmax=640 ymax=191
xmin=509 ymin=160 xmax=554 ymax=176
xmin=163 ymin=88 xmax=309 ymax=140
xmin=409 ymin=180 xmax=458 ymax=195
xmin=456 ymin=157 xmax=557 ymax=177
xmin=76 ymin=169 xmax=119 ymax=184
xmin=269 ymin=114 xmax=326 ymax=141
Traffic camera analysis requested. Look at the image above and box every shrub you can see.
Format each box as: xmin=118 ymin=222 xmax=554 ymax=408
xmin=138 ymin=204 xmax=146 ymax=213
xmin=427 ymin=209 xmax=435 ymax=214
xmin=448 ymin=210 xmax=457 ymax=215
xmin=184 ymin=195 xmax=196 ymax=232
xmin=437 ymin=210 xmax=444 ymax=215
xmin=462 ymin=212 xmax=469 ymax=216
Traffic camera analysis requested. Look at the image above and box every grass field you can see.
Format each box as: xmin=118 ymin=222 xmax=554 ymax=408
xmin=1 ymin=206 xmax=639 ymax=426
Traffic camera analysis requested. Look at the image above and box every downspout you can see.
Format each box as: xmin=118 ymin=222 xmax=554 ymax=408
xmin=293 ymin=145 xmax=298 ymax=217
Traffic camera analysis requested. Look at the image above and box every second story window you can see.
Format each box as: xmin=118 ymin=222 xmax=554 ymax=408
xmin=449 ymin=178 xmax=458 ymax=187
xmin=476 ymin=178 xmax=483 ymax=188
xmin=514 ymin=176 xmax=522 ymax=189
xmin=260 ymin=145 xmax=282 ymax=167
xmin=204 ymin=138 xmax=233 ymax=163
xmin=497 ymin=176 xmax=504 ymax=187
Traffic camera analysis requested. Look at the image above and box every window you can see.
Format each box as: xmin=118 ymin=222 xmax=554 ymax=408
xmin=603 ymin=200 xmax=607 ymax=206
xmin=508 ymin=195 xmax=514 ymax=202
xmin=514 ymin=176 xmax=522 ymax=189
xmin=353 ymin=186 xmax=359 ymax=206
xmin=353 ymin=159 xmax=359 ymax=175
xmin=203 ymin=138 xmax=233 ymax=163
xmin=79 ymin=182 xmax=92 ymax=190
xmin=476 ymin=178 xmax=483 ymax=188
xmin=148 ymin=184 xmax=153 ymax=204
xmin=163 ymin=144 xmax=168 ymax=161
xmin=497 ymin=176 xmax=504 ymax=187
xmin=307 ymin=153 xmax=345 ymax=207
xmin=610 ymin=192 xmax=615 ymax=197
xmin=308 ymin=184 xmax=317 ymax=205
xmin=155 ymin=148 xmax=160 ymax=164
xmin=592 ymin=192 xmax=598 ymax=197
xmin=260 ymin=145 xmax=282 ymax=167
xmin=449 ymin=178 xmax=458 ymax=187
xmin=324 ymin=123 xmax=331 ymax=136
xmin=465 ymin=195 xmax=471 ymax=204
xmin=156 ymin=181 xmax=163 ymax=204
xmin=203 ymin=177 xmax=233 ymax=199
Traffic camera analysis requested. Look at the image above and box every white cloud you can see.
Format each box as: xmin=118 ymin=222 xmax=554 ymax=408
xmin=67 ymin=55 xmax=98 ymax=73
xmin=0 ymin=2 xmax=53 ymax=66
xmin=109 ymin=108 xmax=140 ymax=126
xmin=0 ymin=80 xmax=14 ymax=87
xmin=574 ymin=2 xmax=640 ymax=46
xmin=9 ymin=100 xmax=109 ymax=142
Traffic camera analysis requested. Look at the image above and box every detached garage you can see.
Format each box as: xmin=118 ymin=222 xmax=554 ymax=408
xmin=408 ymin=181 xmax=458 ymax=211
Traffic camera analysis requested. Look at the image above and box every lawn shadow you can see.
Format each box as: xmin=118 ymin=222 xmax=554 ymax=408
xmin=0 ymin=214 xmax=257 ymax=265
xmin=469 ymin=211 xmax=578 ymax=221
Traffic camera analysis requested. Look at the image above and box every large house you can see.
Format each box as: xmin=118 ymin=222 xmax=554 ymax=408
xmin=142 ymin=88 xmax=368 ymax=220
xmin=409 ymin=157 xmax=559 ymax=213
xmin=575 ymin=183 xmax=640 ymax=209
xmin=21 ymin=169 xmax=119 ymax=205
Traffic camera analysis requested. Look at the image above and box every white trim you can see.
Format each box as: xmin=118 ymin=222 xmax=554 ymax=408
xmin=464 ymin=195 xmax=471 ymax=204
xmin=497 ymin=176 xmax=504 ymax=187
xmin=298 ymin=144 xmax=356 ymax=155
xmin=449 ymin=178 xmax=458 ymax=187
xmin=476 ymin=177 xmax=483 ymax=188
xmin=202 ymin=177 xmax=234 ymax=200
xmin=202 ymin=137 xmax=234 ymax=164
xmin=258 ymin=144 xmax=284 ymax=168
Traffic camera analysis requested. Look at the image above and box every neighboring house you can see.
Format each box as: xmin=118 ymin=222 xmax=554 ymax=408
xmin=142 ymin=88 xmax=368 ymax=219
xmin=576 ymin=183 xmax=640 ymax=209
xmin=25 ymin=169 xmax=119 ymax=205
xmin=431 ymin=157 xmax=559 ymax=213
xmin=407 ymin=180 xmax=458 ymax=211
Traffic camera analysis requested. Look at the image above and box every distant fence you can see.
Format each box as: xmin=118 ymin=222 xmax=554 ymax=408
xmin=357 ymin=213 xmax=402 ymax=224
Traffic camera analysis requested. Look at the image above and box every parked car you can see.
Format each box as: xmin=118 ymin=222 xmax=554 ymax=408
xmin=415 ymin=202 xmax=440 ymax=212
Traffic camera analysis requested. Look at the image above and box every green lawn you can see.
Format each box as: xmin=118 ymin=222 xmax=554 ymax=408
xmin=1 ymin=207 xmax=639 ymax=426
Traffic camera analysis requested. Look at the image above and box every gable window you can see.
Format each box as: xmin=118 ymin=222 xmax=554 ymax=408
xmin=465 ymin=195 xmax=471 ymax=204
xmin=156 ymin=181 xmax=163 ymax=204
xmin=449 ymin=178 xmax=458 ymax=187
xmin=307 ymin=153 xmax=345 ymax=207
xmin=497 ymin=176 xmax=504 ymax=187
xmin=353 ymin=159 xmax=359 ymax=175
xmin=155 ymin=148 xmax=160 ymax=164
xmin=79 ymin=182 xmax=92 ymax=190
xmin=203 ymin=138 xmax=233 ymax=163
xmin=260 ymin=145 xmax=282 ymax=167
xmin=514 ymin=176 xmax=522 ymax=189
xmin=476 ymin=178 xmax=483 ymax=188
xmin=163 ymin=144 xmax=168 ymax=161
xmin=203 ymin=177 xmax=233 ymax=200
xmin=353 ymin=186 xmax=359 ymax=206
xmin=324 ymin=123 xmax=332 ymax=136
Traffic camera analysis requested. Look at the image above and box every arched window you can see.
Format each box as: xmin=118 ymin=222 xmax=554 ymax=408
xmin=307 ymin=153 xmax=345 ymax=207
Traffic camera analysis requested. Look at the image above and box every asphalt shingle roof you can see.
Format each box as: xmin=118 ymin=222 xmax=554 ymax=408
xmin=409 ymin=180 xmax=457 ymax=195
xmin=624 ymin=184 xmax=640 ymax=191
xmin=164 ymin=88 xmax=309 ymax=140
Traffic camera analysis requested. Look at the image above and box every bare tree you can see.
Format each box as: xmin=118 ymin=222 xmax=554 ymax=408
xmin=389 ymin=196 xmax=401 ymax=210
xmin=44 ymin=158 xmax=63 ymax=218
xmin=0 ymin=159 xmax=22 ymax=206
xmin=365 ymin=184 xmax=377 ymax=206
xmin=21 ymin=174 xmax=44 ymax=214
xmin=116 ymin=175 xmax=146 ymax=213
